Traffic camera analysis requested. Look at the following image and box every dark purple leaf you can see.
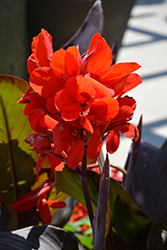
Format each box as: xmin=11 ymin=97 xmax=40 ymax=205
xmin=62 ymin=0 xmax=103 ymax=54
xmin=123 ymin=115 xmax=142 ymax=196
xmin=131 ymin=142 xmax=167 ymax=223
xmin=124 ymin=115 xmax=167 ymax=223
xmin=111 ymin=40 xmax=118 ymax=65
xmin=161 ymin=139 xmax=167 ymax=153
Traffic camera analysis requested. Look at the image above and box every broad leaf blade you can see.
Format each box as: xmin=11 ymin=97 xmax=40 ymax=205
xmin=131 ymin=142 xmax=167 ymax=223
xmin=62 ymin=0 xmax=103 ymax=54
xmin=0 ymin=225 xmax=79 ymax=250
xmin=0 ymin=75 xmax=38 ymax=229
xmin=109 ymin=178 xmax=152 ymax=250
xmin=161 ymin=138 xmax=167 ymax=153
xmin=0 ymin=75 xmax=37 ymax=159
xmin=123 ymin=115 xmax=142 ymax=196
xmin=55 ymin=166 xmax=99 ymax=214
xmin=147 ymin=218 xmax=167 ymax=250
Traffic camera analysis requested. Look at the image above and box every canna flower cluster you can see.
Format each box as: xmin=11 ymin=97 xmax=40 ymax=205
xmin=19 ymin=29 xmax=141 ymax=174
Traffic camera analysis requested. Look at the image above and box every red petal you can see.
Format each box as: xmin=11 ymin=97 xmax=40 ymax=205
xmin=76 ymin=75 xmax=96 ymax=101
xmin=85 ymin=33 xmax=112 ymax=74
xmin=47 ymin=97 xmax=59 ymax=114
xmin=106 ymin=130 xmax=120 ymax=154
xmin=36 ymin=155 xmax=46 ymax=181
xmin=31 ymin=29 xmax=53 ymax=67
xmin=43 ymin=199 xmax=66 ymax=209
xmin=101 ymin=62 xmax=141 ymax=83
xmin=49 ymin=155 xmax=64 ymax=171
xmin=30 ymin=67 xmax=63 ymax=98
xmin=87 ymin=125 xmax=102 ymax=159
xmin=61 ymin=102 xmax=82 ymax=121
xmin=85 ymin=75 xmax=114 ymax=99
xmin=40 ymin=115 xmax=58 ymax=131
xmin=27 ymin=54 xmax=38 ymax=74
xmin=66 ymin=137 xmax=84 ymax=170
xmin=55 ymin=77 xmax=84 ymax=121
xmin=38 ymin=201 xmax=52 ymax=224
xmin=107 ymin=97 xmax=137 ymax=129
xmin=119 ymin=73 xmax=142 ymax=96
xmin=50 ymin=48 xmax=66 ymax=75
xmin=22 ymin=92 xmax=47 ymax=110
xmin=55 ymin=77 xmax=77 ymax=110
xmin=80 ymin=115 xmax=93 ymax=134
xmin=117 ymin=123 xmax=139 ymax=142
xmin=53 ymin=123 xmax=74 ymax=154
xmin=89 ymin=97 xmax=119 ymax=123
xmin=118 ymin=96 xmax=137 ymax=111
xmin=65 ymin=46 xmax=81 ymax=76
xmin=27 ymin=108 xmax=47 ymax=133
xmin=11 ymin=190 xmax=39 ymax=212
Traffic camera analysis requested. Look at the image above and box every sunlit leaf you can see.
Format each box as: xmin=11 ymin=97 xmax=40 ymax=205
xmin=0 ymin=75 xmax=37 ymax=160
xmin=0 ymin=75 xmax=39 ymax=229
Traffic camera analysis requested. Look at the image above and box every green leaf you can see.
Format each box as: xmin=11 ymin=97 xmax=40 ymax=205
xmin=0 ymin=225 xmax=79 ymax=250
xmin=63 ymin=223 xmax=79 ymax=233
xmin=109 ymin=178 xmax=152 ymax=250
xmin=0 ymin=75 xmax=37 ymax=159
xmin=55 ymin=166 xmax=99 ymax=214
xmin=0 ymin=75 xmax=38 ymax=229
xmin=75 ymin=233 xmax=94 ymax=250
xmin=55 ymin=166 xmax=152 ymax=249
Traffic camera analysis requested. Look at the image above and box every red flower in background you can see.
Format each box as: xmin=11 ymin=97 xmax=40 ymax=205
xmin=11 ymin=182 xmax=66 ymax=224
xmin=70 ymin=202 xmax=88 ymax=223
xmin=19 ymin=29 xmax=141 ymax=171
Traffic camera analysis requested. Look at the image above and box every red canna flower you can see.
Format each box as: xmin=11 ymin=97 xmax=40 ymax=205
xmin=19 ymin=29 xmax=141 ymax=172
xmin=28 ymin=30 xmax=141 ymax=100
xmin=11 ymin=182 xmax=66 ymax=224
